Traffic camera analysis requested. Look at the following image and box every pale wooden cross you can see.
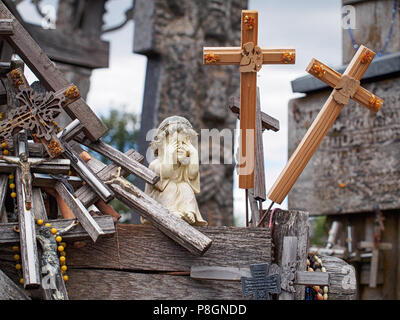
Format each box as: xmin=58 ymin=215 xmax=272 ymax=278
xmin=266 ymin=45 xmax=384 ymax=208
xmin=203 ymin=10 xmax=295 ymax=189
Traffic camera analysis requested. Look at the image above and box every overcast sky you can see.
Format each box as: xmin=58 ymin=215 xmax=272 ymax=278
xmin=17 ymin=0 xmax=343 ymax=226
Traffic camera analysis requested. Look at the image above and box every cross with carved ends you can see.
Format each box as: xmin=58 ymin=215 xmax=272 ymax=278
xmin=267 ymin=45 xmax=384 ymax=207
xmin=203 ymin=10 xmax=295 ymax=189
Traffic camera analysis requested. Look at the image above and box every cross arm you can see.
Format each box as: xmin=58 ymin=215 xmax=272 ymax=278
xmin=358 ymin=241 xmax=393 ymax=251
xmin=203 ymin=47 xmax=296 ymax=65
xmin=306 ymin=58 xmax=383 ymax=113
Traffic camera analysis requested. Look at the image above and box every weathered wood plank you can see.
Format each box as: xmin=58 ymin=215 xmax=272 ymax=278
xmin=0 ymin=216 xmax=115 ymax=245
xmin=321 ymin=255 xmax=357 ymax=300
xmin=0 ymin=2 xmax=108 ymax=141
xmin=54 ymin=183 xmax=105 ymax=242
xmin=253 ymin=88 xmax=266 ymax=200
xmin=295 ymin=271 xmax=329 ymax=286
xmin=32 ymin=188 xmax=48 ymax=221
xmin=66 ymin=225 xmax=270 ymax=271
xmin=33 ymin=173 xmax=82 ymax=189
xmin=66 ymin=270 xmax=248 ymax=300
xmin=0 ymin=18 xmax=13 ymax=35
xmin=75 ymin=149 xmax=138 ymax=207
xmin=267 ymin=209 xmax=309 ymax=300
xmin=0 ymin=268 xmax=30 ymax=300
xmin=76 ymin=137 xmax=156 ymax=184
xmin=279 ymin=236 xmax=297 ymax=300
xmin=229 ymin=96 xmax=280 ymax=132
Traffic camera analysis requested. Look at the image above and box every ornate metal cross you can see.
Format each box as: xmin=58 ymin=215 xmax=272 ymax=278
xmin=203 ymin=10 xmax=295 ymax=189
xmin=241 ymin=262 xmax=281 ymax=300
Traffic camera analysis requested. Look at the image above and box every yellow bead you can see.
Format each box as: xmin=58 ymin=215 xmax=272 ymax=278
xmin=323 ymin=293 xmax=328 ymax=300
xmin=61 ymin=242 xmax=67 ymax=248
xmin=61 ymin=265 xmax=67 ymax=272
xmin=58 ymin=245 xmax=64 ymax=252
xmin=8 ymin=174 xmax=14 ymax=180
xmin=68 ymin=170 xmax=72 ymax=176
xmin=9 ymin=183 xmax=15 ymax=189
xmin=15 ymin=264 xmax=21 ymax=270
xmin=10 ymin=192 xmax=16 ymax=198
xmin=2 ymin=149 xmax=8 ymax=155
xmin=12 ymin=246 xmax=19 ymax=252
xmin=60 ymin=256 xmax=66 ymax=264
xmin=61 ymin=269 xmax=65 ymax=274
xmin=63 ymin=275 xmax=69 ymax=282
xmin=37 ymin=219 xmax=44 ymax=226
xmin=56 ymin=236 xmax=62 ymax=243
xmin=14 ymin=254 xmax=20 ymax=261
xmin=50 ymin=228 xmax=58 ymax=235
xmin=60 ymin=251 xmax=66 ymax=257
xmin=45 ymin=223 xmax=51 ymax=227
xmin=323 ymin=286 xmax=329 ymax=294
xmin=19 ymin=278 xmax=24 ymax=285
xmin=1 ymin=142 xmax=7 ymax=148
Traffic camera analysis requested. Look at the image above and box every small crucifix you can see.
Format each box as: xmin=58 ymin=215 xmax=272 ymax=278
xmin=203 ymin=10 xmax=295 ymax=189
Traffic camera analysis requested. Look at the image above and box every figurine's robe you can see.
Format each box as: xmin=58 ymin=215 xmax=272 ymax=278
xmin=145 ymin=158 xmax=207 ymax=226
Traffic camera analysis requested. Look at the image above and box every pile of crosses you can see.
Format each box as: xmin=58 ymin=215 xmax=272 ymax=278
xmin=0 ymin=2 xmax=213 ymax=300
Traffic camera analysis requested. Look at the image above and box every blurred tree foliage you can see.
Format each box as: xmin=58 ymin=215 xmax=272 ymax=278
xmin=89 ymin=107 xmax=140 ymax=222
xmin=310 ymin=216 xmax=327 ymax=247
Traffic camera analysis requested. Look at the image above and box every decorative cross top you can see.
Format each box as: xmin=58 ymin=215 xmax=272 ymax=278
xmin=203 ymin=10 xmax=295 ymax=189
xmin=0 ymin=68 xmax=80 ymax=158
xmin=267 ymin=45 xmax=384 ymax=206
xmin=241 ymin=262 xmax=281 ymax=300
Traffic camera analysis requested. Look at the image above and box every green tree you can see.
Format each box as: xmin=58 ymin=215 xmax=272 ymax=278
xmin=91 ymin=107 xmax=140 ymax=222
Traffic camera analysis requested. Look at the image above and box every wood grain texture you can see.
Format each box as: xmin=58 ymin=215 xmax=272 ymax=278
xmin=0 ymin=268 xmax=30 ymax=300
xmin=32 ymin=188 xmax=48 ymax=221
xmin=229 ymin=96 xmax=280 ymax=132
xmin=295 ymin=271 xmax=329 ymax=286
xmin=253 ymin=88 xmax=265 ymax=200
xmin=0 ymin=158 xmax=70 ymax=175
xmin=66 ymin=270 xmax=248 ymax=300
xmin=321 ymin=255 xmax=357 ymax=300
xmin=76 ymin=137 xmax=157 ymax=184
xmin=268 ymin=46 xmax=378 ymax=204
xmin=0 ymin=174 xmax=8 ymax=213
xmin=0 ymin=18 xmax=13 ymax=35
xmin=65 ymin=225 xmax=270 ymax=271
xmin=75 ymin=149 xmax=139 ymax=207
xmin=203 ymin=47 xmax=295 ymax=65
xmin=266 ymin=209 xmax=309 ymax=300
xmin=0 ymin=216 xmax=115 ymax=244
xmin=279 ymin=236 xmax=297 ymax=300
xmin=190 ymin=266 xmax=251 ymax=281
xmin=0 ymin=2 xmax=108 ymax=140
xmin=32 ymin=173 xmax=82 ymax=189
xmin=54 ymin=182 xmax=105 ymax=242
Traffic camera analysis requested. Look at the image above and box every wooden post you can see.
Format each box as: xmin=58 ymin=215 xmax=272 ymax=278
xmin=268 ymin=45 xmax=383 ymax=204
xmin=279 ymin=236 xmax=297 ymax=300
xmin=0 ymin=268 xmax=30 ymax=300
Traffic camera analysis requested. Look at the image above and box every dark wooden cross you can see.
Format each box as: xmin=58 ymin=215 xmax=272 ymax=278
xmin=229 ymin=88 xmax=280 ymax=226
xmin=203 ymin=10 xmax=295 ymax=190
xmin=241 ymin=262 xmax=281 ymax=300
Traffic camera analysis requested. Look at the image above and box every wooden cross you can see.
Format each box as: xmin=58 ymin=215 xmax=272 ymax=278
xmin=203 ymin=10 xmax=295 ymax=189
xmin=267 ymin=45 xmax=383 ymax=206
xmin=241 ymin=262 xmax=281 ymax=300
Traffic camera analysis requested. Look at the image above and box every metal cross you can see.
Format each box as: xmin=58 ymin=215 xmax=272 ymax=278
xmin=241 ymin=262 xmax=281 ymax=300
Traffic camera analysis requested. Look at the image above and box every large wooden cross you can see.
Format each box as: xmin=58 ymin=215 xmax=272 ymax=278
xmin=203 ymin=10 xmax=295 ymax=189
xmin=267 ymin=45 xmax=384 ymax=206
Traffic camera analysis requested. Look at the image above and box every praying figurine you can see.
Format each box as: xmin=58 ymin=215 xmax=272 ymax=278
xmin=142 ymin=116 xmax=207 ymax=226
xmin=0 ymin=153 xmax=48 ymax=210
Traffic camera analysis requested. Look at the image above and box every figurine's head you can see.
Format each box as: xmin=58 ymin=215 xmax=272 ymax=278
xmin=19 ymin=153 xmax=28 ymax=162
xmin=150 ymin=116 xmax=197 ymax=158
